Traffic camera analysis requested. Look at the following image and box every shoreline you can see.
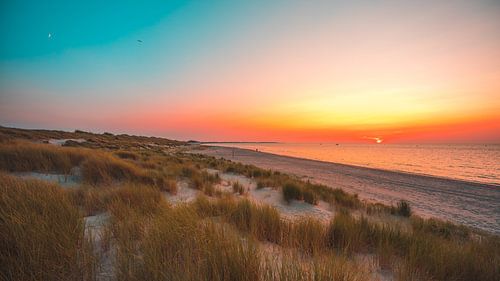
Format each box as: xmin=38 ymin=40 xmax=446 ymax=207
xmin=191 ymin=145 xmax=500 ymax=234
xmin=205 ymin=144 xmax=500 ymax=187
xmin=230 ymin=146 xmax=500 ymax=189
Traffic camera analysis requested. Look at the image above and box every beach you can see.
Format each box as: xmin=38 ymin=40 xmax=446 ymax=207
xmin=2 ymin=127 xmax=499 ymax=281
xmin=193 ymin=145 xmax=500 ymax=234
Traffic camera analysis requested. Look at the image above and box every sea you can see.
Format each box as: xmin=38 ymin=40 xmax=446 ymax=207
xmin=210 ymin=143 xmax=500 ymax=186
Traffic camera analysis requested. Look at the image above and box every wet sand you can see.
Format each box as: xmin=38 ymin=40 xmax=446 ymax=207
xmin=192 ymin=146 xmax=500 ymax=234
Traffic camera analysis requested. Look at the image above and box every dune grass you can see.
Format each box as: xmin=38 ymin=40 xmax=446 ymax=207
xmin=103 ymin=193 xmax=263 ymax=281
xmin=410 ymin=216 xmax=470 ymax=240
xmin=229 ymin=199 xmax=283 ymax=243
xmin=391 ymin=200 xmax=412 ymax=217
xmin=81 ymin=153 xmax=147 ymax=185
xmin=0 ymin=173 xmax=96 ymax=281
xmin=0 ymin=140 xmax=87 ymax=174
xmin=3 ymin=168 xmax=500 ymax=281
xmin=282 ymin=182 xmax=303 ymax=203
xmin=1 ymin=130 xmax=500 ymax=281
xmin=140 ymin=207 xmax=261 ymax=281
xmin=286 ymin=217 xmax=327 ymax=256
xmin=326 ymin=212 xmax=500 ymax=281
xmin=68 ymin=185 xmax=117 ymax=215
xmin=0 ymin=126 xmax=182 ymax=149
xmin=194 ymin=154 xmax=361 ymax=208
xmin=232 ymin=181 xmax=246 ymax=195
xmin=261 ymin=251 xmax=369 ymax=281
xmin=302 ymin=189 xmax=318 ymax=205
xmin=0 ymin=141 xmax=181 ymax=195
xmin=107 ymin=194 xmax=369 ymax=281
xmin=114 ymin=150 xmax=139 ymax=160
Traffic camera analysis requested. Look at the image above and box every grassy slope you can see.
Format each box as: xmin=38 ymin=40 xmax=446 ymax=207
xmin=0 ymin=127 xmax=499 ymax=281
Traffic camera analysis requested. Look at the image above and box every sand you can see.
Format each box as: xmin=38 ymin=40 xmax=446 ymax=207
xmin=163 ymin=180 xmax=200 ymax=204
xmin=191 ymin=146 xmax=500 ymax=234
xmin=162 ymin=168 xmax=334 ymax=221
xmin=214 ymin=169 xmax=334 ymax=221
xmin=48 ymin=138 xmax=86 ymax=146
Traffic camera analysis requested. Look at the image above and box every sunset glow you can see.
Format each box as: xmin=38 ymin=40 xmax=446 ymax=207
xmin=1 ymin=1 xmax=499 ymax=143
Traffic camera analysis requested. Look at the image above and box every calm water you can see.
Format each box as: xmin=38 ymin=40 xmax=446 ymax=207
xmin=211 ymin=143 xmax=500 ymax=186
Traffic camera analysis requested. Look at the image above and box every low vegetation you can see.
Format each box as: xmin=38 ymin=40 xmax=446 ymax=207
xmin=283 ymin=182 xmax=303 ymax=203
xmin=0 ymin=126 xmax=498 ymax=281
xmin=392 ymin=200 xmax=412 ymax=217
xmin=0 ymin=173 xmax=95 ymax=281
xmin=0 ymin=140 xmax=87 ymax=173
xmin=232 ymin=181 xmax=245 ymax=195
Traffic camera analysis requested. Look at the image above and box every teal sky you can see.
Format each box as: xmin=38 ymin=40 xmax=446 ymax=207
xmin=1 ymin=0 xmax=264 ymax=91
xmin=1 ymin=0 xmax=280 ymax=136
xmin=1 ymin=1 xmax=499 ymax=142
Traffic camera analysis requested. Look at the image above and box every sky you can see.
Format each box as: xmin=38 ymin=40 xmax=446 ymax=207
xmin=1 ymin=0 xmax=499 ymax=143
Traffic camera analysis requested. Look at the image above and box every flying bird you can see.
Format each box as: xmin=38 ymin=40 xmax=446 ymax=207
xmin=48 ymin=33 xmax=52 ymax=39
xmin=137 ymin=39 xmax=143 ymax=43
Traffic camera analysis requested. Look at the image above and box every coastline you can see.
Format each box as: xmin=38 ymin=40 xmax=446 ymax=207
xmin=191 ymin=145 xmax=500 ymax=234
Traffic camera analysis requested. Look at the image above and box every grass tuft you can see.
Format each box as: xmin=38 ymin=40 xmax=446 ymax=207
xmin=391 ymin=200 xmax=412 ymax=217
xmin=282 ymin=182 xmax=303 ymax=203
xmin=0 ymin=174 xmax=94 ymax=281
xmin=232 ymin=181 xmax=246 ymax=195
xmin=302 ymin=189 xmax=318 ymax=205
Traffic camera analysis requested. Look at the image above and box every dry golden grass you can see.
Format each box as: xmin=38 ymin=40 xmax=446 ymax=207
xmin=106 ymin=195 xmax=369 ymax=281
xmin=0 ymin=141 xmax=180 ymax=195
xmin=114 ymin=150 xmax=140 ymax=160
xmin=1 ymin=128 xmax=499 ymax=281
xmin=140 ymin=207 xmax=261 ymax=281
xmin=108 ymin=184 xmax=165 ymax=216
xmin=68 ymin=185 xmax=117 ymax=215
xmin=286 ymin=217 xmax=327 ymax=256
xmin=326 ymin=212 xmax=500 ymax=281
xmin=0 ymin=140 xmax=87 ymax=173
xmin=0 ymin=173 xmax=96 ymax=281
xmin=232 ymin=181 xmax=245 ymax=195
xmin=0 ymin=125 xmax=182 ymax=149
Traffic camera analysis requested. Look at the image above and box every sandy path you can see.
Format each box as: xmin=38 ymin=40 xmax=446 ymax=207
xmin=191 ymin=146 xmax=500 ymax=234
